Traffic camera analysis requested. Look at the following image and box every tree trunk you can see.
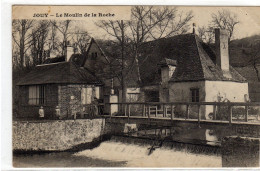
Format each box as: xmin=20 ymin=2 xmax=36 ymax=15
xmin=19 ymin=22 xmax=26 ymax=68
xmin=253 ymin=63 xmax=260 ymax=81
xmin=121 ymin=20 xmax=127 ymax=103
xmin=135 ymin=47 xmax=142 ymax=84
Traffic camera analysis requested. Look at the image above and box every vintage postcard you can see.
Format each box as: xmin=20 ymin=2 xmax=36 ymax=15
xmin=11 ymin=5 xmax=260 ymax=168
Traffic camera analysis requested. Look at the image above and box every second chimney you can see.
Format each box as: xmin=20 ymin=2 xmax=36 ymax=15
xmin=215 ymin=28 xmax=231 ymax=77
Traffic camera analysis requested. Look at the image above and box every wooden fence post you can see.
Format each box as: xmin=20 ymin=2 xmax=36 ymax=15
xmin=245 ymin=105 xmax=248 ymax=122
xmin=171 ymin=104 xmax=174 ymax=121
xmin=163 ymin=104 xmax=166 ymax=117
xmin=124 ymin=104 xmax=127 ymax=116
xmin=128 ymin=104 xmax=131 ymax=117
xmin=186 ymin=104 xmax=189 ymax=119
xmin=109 ymin=103 xmax=112 ymax=118
xmin=213 ymin=104 xmax=217 ymax=120
xmin=155 ymin=105 xmax=158 ymax=117
xmin=229 ymin=105 xmax=233 ymax=125
xmin=148 ymin=105 xmax=150 ymax=119
xmin=128 ymin=104 xmax=130 ymax=123
xmin=142 ymin=104 xmax=146 ymax=117
xmin=198 ymin=105 xmax=201 ymax=125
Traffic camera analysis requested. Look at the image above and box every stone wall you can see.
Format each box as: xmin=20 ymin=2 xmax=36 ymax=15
xmin=222 ymin=136 xmax=260 ymax=167
xmin=58 ymin=84 xmax=96 ymax=118
xmin=13 ymin=119 xmax=106 ymax=151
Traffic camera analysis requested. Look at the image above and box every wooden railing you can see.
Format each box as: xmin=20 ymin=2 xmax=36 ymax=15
xmin=105 ymin=102 xmax=260 ymax=124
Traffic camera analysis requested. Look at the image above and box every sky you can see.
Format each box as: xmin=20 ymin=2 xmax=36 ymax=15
xmin=74 ymin=6 xmax=260 ymax=40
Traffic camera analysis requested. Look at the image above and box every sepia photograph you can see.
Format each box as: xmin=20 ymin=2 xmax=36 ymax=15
xmin=10 ymin=5 xmax=260 ymax=168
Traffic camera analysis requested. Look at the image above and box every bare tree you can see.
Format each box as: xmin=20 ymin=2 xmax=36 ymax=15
xmin=72 ymin=30 xmax=90 ymax=54
xmin=51 ymin=20 xmax=72 ymax=56
xmin=198 ymin=26 xmax=215 ymax=44
xmin=30 ymin=20 xmax=50 ymax=65
xmin=47 ymin=20 xmax=59 ymax=54
xmin=12 ymin=19 xmax=34 ymax=68
xmin=96 ymin=20 xmax=128 ymax=102
xmin=96 ymin=6 xmax=193 ymax=102
xmin=128 ymin=6 xmax=193 ymax=83
xmin=211 ymin=9 xmax=239 ymax=40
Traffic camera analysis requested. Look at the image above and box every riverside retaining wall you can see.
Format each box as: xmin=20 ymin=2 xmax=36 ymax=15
xmin=222 ymin=136 xmax=260 ymax=167
xmin=13 ymin=119 xmax=106 ymax=151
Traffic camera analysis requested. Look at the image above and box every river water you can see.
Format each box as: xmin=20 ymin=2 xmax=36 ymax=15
xmin=14 ymin=127 xmax=223 ymax=168
xmin=14 ymin=139 xmax=221 ymax=167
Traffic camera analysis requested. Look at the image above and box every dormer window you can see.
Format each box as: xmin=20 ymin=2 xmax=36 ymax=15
xmin=91 ymin=52 xmax=98 ymax=60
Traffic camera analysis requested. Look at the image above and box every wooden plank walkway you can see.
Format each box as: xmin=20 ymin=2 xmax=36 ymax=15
xmin=103 ymin=115 xmax=260 ymax=126
xmin=105 ymin=102 xmax=260 ymax=126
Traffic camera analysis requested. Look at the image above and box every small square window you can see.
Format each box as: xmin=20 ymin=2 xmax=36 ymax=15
xmin=191 ymin=88 xmax=199 ymax=102
xmin=91 ymin=52 xmax=98 ymax=60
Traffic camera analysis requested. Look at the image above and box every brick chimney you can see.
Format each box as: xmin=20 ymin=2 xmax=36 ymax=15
xmin=66 ymin=41 xmax=74 ymax=61
xmin=215 ymin=28 xmax=231 ymax=78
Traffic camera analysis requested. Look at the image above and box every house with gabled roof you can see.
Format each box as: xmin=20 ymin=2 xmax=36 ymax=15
xmin=16 ymin=37 xmax=114 ymax=119
xmin=138 ymin=28 xmax=249 ymax=119
xmin=16 ymin=29 xmax=250 ymax=119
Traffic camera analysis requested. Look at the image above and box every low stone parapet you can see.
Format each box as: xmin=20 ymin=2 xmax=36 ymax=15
xmin=13 ymin=119 xmax=105 ymax=151
xmin=222 ymin=136 xmax=260 ymax=167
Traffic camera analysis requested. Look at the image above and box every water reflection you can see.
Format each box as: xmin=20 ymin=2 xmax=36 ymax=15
xmin=130 ymin=126 xmax=222 ymax=146
xmin=205 ymin=129 xmax=218 ymax=146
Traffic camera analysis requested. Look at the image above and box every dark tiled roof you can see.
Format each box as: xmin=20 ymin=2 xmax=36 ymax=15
xmin=17 ymin=62 xmax=102 ymax=85
xmin=69 ymin=54 xmax=86 ymax=67
xmin=43 ymin=54 xmax=86 ymax=67
xmin=138 ymin=33 xmax=246 ymax=85
xmin=234 ymin=65 xmax=260 ymax=81
xmin=173 ymin=35 xmax=246 ymax=82
xmin=43 ymin=56 xmax=65 ymax=64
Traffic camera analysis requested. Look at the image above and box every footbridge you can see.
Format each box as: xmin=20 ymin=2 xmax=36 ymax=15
xmin=102 ymin=102 xmax=260 ymax=138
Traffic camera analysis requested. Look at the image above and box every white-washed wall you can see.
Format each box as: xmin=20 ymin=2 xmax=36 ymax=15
xmin=169 ymin=81 xmax=206 ymax=118
xmin=204 ymin=81 xmax=249 ymax=118
xmin=168 ymin=81 xmax=249 ymax=119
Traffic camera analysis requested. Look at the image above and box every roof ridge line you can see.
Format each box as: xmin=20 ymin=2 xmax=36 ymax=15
xmin=37 ymin=61 xmax=67 ymax=67
xmin=194 ymin=34 xmax=206 ymax=80
xmin=141 ymin=33 xmax=194 ymax=45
